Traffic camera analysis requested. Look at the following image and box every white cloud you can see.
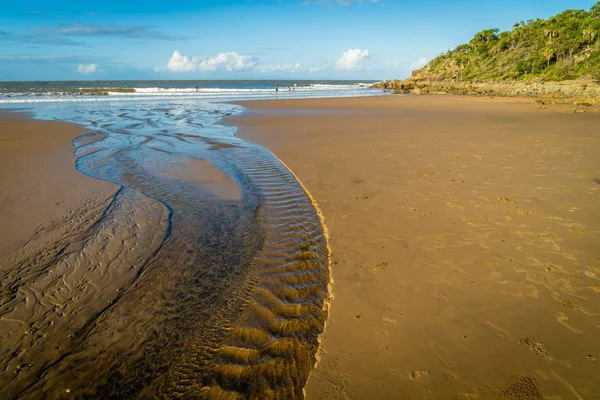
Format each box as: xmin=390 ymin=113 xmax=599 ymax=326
xmin=164 ymin=50 xmax=198 ymax=72
xmin=158 ymin=50 xmax=372 ymax=76
xmin=198 ymin=52 xmax=256 ymax=71
xmin=410 ymin=57 xmax=428 ymax=70
xmin=336 ymin=48 xmax=370 ymax=70
xmin=76 ymin=63 xmax=100 ymax=74
xmin=160 ymin=50 xmax=256 ymax=72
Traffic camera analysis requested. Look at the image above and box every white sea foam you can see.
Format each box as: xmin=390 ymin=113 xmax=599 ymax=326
xmin=0 ymin=83 xmax=381 ymax=104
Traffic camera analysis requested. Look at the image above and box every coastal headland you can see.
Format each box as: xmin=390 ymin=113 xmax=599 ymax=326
xmin=375 ymin=2 xmax=600 ymax=105
xmin=230 ymin=95 xmax=600 ymax=399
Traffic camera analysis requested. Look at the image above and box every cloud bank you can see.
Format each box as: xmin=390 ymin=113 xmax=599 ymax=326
xmin=161 ymin=51 xmax=256 ymax=72
xmin=158 ymin=49 xmax=371 ymax=75
xmin=54 ymin=24 xmax=187 ymax=40
xmin=336 ymin=48 xmax=370 ymax=70
xmin=1 ymin=24 xmax=187 ymax=47
xmin=0 ymin=30 xmax=85 ymax=46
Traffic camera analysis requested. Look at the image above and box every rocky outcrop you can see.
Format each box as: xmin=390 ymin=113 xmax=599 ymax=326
xmin=373 ymin=78 xmax=600 ymax=103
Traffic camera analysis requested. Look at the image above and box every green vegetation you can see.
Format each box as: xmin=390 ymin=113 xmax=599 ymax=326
xmin=423 ymin=2 xmax=600 ymax=81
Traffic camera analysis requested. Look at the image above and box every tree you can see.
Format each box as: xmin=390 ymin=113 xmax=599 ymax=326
xmin=422 ymin=1 xmax=599 ymax=81
xmin=474 ymin=28 xmax=500 ymax=44
xmin=543 ymin=48 xmax=555 ymax=68
xmin=591 ymin=1 xmax=600 ymax=19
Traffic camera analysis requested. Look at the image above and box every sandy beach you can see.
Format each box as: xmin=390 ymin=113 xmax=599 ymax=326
xmin=0 ymin=104 xmax=329 ymax=398
xmin=3 ymin=0 xmax=598 ymax=397
xmin=230 ymin=95 xmax=600 ymax=399
xmin=0 ymin=113 xmax=120 ymax=395
xmin=1 ymin=94 xmax=599 ymax=398
xmin=0 ymin=112 xmax=118 ymax=256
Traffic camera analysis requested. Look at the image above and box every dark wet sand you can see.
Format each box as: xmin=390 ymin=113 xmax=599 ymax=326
xmin=153 ymin=156 xmax=243 ymax=202
xmin=0 ymin=110 xmax=330 ymax=399
xmin=230 ymin=95 xmax=600 ymax=399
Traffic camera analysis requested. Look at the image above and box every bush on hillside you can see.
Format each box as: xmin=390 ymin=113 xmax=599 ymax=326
xmin=423 ymin=2 xmax=600 ymax=81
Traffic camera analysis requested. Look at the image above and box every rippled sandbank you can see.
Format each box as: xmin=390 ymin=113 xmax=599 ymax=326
xmin=0 ymin=97 xmax=332 ymax=399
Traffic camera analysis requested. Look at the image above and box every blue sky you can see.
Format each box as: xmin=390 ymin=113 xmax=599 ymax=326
xmin=0 ymin=0 xmax=597 ymax=81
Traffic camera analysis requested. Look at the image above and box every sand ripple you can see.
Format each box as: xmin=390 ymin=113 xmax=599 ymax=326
xmin=1 ymin=109 xmax=330 ymax=399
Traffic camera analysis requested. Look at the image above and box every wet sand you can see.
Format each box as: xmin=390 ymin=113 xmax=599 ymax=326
xmin=153 ymin=156 xmax=243 ymax=202
xmin=0 ymin=114 xmax=121 ymax=395
xmin=0 ymin=108 xmax=330 ymax=398
xmin=230 ymin=96 xmax=600 ymax=399
xmin=0 ymin=113 xmax=118 ymax=256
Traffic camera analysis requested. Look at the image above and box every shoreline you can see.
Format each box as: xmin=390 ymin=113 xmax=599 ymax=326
xmin=229 ymin=95 xmax=600 ymax=399
xmin=265 ymin=150 xmax=335 ymax=398
xmin=225 ymin=100 xmax=339 ymax=392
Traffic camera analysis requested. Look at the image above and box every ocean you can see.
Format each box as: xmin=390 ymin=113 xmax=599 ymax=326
xmin=0 ymin=80 xmax=383 ymax=398
xmin=0 ymin=79 xmax=380 ymax=102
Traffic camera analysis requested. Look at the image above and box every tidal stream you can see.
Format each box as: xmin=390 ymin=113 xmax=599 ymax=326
xmin=0 ymin=96 xmax=336 ymax=399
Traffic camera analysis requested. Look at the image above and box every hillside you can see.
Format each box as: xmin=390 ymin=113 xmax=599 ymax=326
xmin=424 ymin=2 xmax=600 ymax=81
xmin=375 ymin=2 xmax=600 ymax=100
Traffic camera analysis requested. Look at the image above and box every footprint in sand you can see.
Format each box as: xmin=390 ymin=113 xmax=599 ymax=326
xmin=558 ymin=299 xmax=596 ymax=316
xmin=442 ymin=372 xmax=459 ymax=382
xmin=409 ymin=369 xmax=431 ymax=380
xmin=545 ymin=264 xmax=558 ymax=273
xmin=483 ymin=321 xmax=513 ymax=343
xmin=369 ymin=262 xmax=388 ymax=274
xmin=519 ymin=337 xmax=551 ymax=360
xmin=589 ymin=283 xmax=600 ymax=294
xmin=584 ymin=269 xmax=598 ymax=279
xmin=418 ymin=171 xmax=436 ymax=177
xmin=497 ymin=197 xmax=516 ymax=205
xmin=555 ymin=312 xmax=584 ymax=334
xmin=446 ymin=201 xmax=464 ymax=211
xmin=381 ymin=317 xmax=397 ymax=327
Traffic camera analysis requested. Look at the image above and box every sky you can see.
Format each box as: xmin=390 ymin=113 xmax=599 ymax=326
xmin=0 ymin=0 xmax=597 ymax=81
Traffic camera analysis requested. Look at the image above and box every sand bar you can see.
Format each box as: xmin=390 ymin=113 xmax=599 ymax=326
xmin=230 ymin=95 xmax=600 ymax=399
